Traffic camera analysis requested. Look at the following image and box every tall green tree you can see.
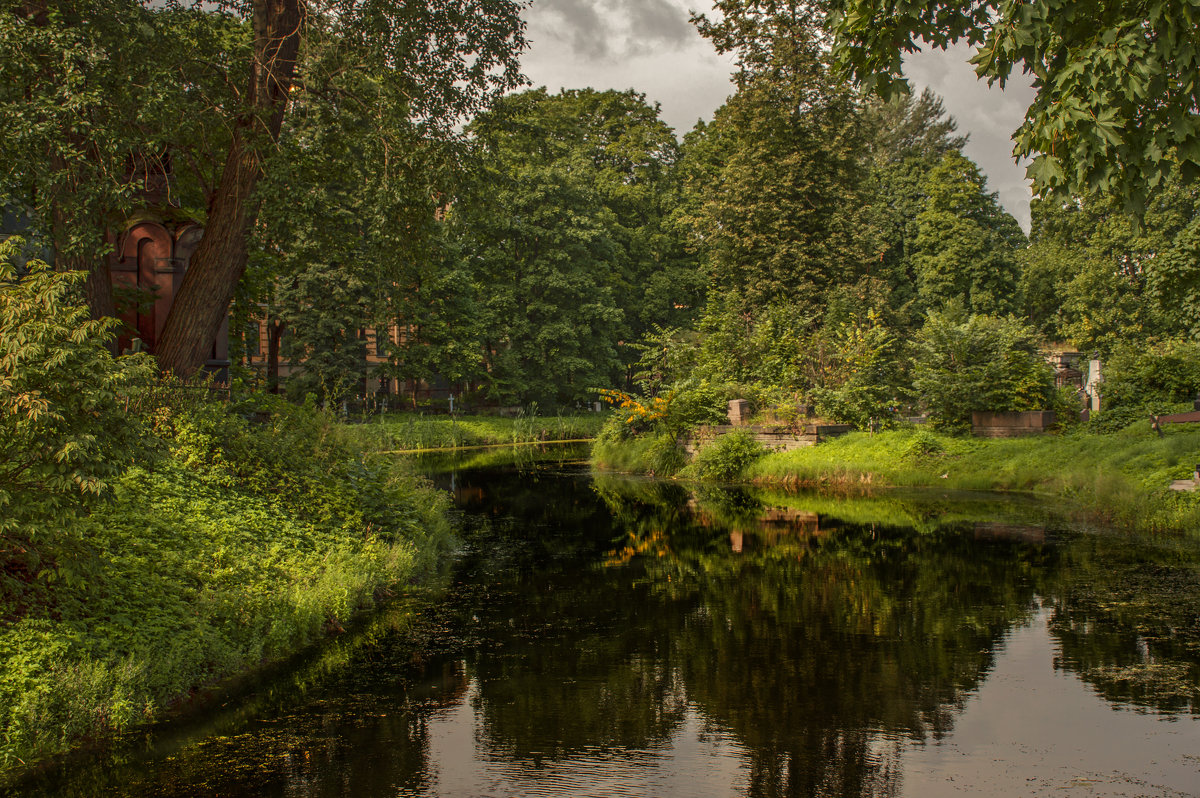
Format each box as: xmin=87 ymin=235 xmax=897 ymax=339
xmin=451 ymin=88 xmax=697 ymax=404
xmin=1 ymin=0 xmax=527 ymax=376
xmin=1022 ymin=179 xmax=1200 ymax=353
xmin=451 ymin=152 xmax=625 ymax=405
xmin=153 ymin=0 xmax=527 ymax=376
xmin=243 ymin=31 xmax=462 ymax=402
xmin=686 ymin=1 xmax=874 ymax=314
xmin=911 ymin=152 xmax=1025 ymax=315
xmin=0 ymin=0 xmax=192 ymax=324
xmin=859 ymin=89 xmax=969 ymax=326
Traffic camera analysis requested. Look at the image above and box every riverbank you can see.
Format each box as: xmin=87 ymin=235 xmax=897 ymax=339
xmin=351 ymin=411 xmax=606 ymax=452
xmin=593 ymin=424 xmax=1200 ymax=533
xmin=0 ymin=396 xmax=453 ymax=777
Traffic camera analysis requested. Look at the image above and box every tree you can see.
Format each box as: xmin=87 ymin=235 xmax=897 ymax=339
xmin=831 ymin=0 xmax=1200 ymax=214
xmin=451 ymin=158 xmax=625 ymax=405
xmin=911 ymin=152 xmax=1025 ymax=315
xmin=241 ymin=32 xmax=466 ymax=404
xmin=153 ymin=0 xmax=527 ymax=376
xmin=1022 ymin=179 xmax=1199 ymax=353
xmin=858 ymin=89 xmax=969 ymax=327
xmin=0 ymin=0 xmax=183 ymax=325
xmin=686 ymin=0 xmax=874 ymax=314
xmin=2 ymin=0 xmax=527 ymax=376
xmin=448 ymin=88 xmax=698 ymax=404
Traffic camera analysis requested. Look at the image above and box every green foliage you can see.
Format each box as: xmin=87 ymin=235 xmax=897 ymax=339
xmin=685 ymin=430 xmax=767 ymax=482
xmin=858 ymin=89 xmax=970 ymax=327
xmin=1101 ymin=339 xmax=1200 ymax=411
xmin=663 ymin=380 xmax=731 ymax=433
xmin=833 ymin=0 xmax=1200 ymax=215
xmin=0 ymin=258 xmax=454 ymax=769
xmin=912 ymin=152 xmax=1024 ymax=316
xmin=0 ymin=249 xmax=156 ymax=544
xmin=899 ymin=427 xmax=945 ymax=462
xmin=1146 ymin=217 xmax=1200 ymax=338
xmin=809 ymin=310 xmax=908 ymax=427
xmin=451 ymin=88 xmax=701 ymax=404
xmin=912 ymin=306 xmax=1056 ymax=430
xmin=1023 ymin=181 xmax=1200 ymax=354
xmin=0 ymin=394 xmax=453 ymax=772
xmin=685 ymin=5 xmax=874 ymax=316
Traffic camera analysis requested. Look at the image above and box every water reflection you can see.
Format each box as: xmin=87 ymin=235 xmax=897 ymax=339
xmin=17 ymin=460 xmax=1200 ymax=797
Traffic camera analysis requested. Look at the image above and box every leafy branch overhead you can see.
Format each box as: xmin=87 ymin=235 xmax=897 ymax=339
xmin=831 ymin=0 xmax=1200 ymax=214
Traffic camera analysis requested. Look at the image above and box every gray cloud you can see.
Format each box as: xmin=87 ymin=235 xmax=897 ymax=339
xmin=521 ymin=3 xmax=1033 ymax=231
xmin=903 ymin=44 xmax=1036 ymax=232
xmin=529 ymin=0 xmax=693 ymax=61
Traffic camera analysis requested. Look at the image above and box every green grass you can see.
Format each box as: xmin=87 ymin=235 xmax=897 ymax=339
xmin=745 ymin=425 xmax=1200 ymax=533
xmin=352 ymin=411 xmax=607 ymax=452
xmin=593 ymin=422 xmax=1200 ymax=534
xmin=0 ymin=399 xmax=453 ymax=777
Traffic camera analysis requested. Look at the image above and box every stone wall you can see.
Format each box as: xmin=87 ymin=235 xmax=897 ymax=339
xmin=970 ymin=410 xmax=1056 ymax=438
xmin=684 ymin=423 xmax=851 ymax=456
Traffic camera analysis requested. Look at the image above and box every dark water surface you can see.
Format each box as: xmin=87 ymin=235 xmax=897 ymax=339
xmin=19 ymin=450 xmax=1200 ymax=797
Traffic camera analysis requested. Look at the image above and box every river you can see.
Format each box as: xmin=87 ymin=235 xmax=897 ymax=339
xmin=19 ymin=448 xmax=1200 ymax=797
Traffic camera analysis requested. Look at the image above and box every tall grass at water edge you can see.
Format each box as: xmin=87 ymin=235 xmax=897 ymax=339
xmin=593 ymin=423 xmax=1200 ymax=533
xmin=744 ymin=426 xmax=1200 ymax=533
xmin=356 ymin=410 xmax=607 ymax=451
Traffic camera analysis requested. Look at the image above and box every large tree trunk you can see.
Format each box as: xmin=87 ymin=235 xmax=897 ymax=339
xmin=155 ymin=0 xmax=303 ymax=377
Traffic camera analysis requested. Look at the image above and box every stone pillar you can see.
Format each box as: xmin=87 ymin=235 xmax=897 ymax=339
xmin=1086 ymin=359 xmax=1102 ymax=412
xmin=728 ymin=399 xmax=750 ymax=425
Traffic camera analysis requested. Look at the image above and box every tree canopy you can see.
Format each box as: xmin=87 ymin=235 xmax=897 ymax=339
xmin=831 ymin=0 xmax=1200 ymax=215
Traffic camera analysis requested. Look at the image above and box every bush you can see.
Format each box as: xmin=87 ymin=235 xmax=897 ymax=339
xmin=900 ymin=427 xmax=945 ymax=462
xmin=0 ymin=248 xmax=157 ymax=547
xmin=686 ymin=430 xmax=766 ymax=481
xmin=912 ymin=306 xmax=1055 ymax=431
xmin=663 ymin=378 xmax=731 ymax=432
xmin=1100 ymin=339 xmax=1200 ymax=411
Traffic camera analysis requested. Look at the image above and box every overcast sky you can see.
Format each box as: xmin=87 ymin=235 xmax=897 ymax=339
xmin=519 ymin=0 xmax=1037 ymax=231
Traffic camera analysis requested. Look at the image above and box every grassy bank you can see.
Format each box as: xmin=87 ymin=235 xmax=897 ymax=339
xmin=0 ymin=397 xmax=453 ymax=776
xmin=353 ymin=411 xmax=606 ymax=452
xmin=594 ymin=424 xmax=1200 ymax=533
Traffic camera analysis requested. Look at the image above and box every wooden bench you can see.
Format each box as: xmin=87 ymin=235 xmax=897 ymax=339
xmin=1150 ymin=410 xmax=1200 ymax=436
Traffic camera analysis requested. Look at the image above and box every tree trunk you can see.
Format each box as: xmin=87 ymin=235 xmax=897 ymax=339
xmin=155 ymin=0 xmax=303 ymax=377
xmin=267 ymin=317 xmax=284 ymax=394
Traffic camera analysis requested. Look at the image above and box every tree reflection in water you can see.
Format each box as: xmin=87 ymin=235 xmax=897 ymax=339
xmin=18 ymin=462 xmax=1200 ymax=798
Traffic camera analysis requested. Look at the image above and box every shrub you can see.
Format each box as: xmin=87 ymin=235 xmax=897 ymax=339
xmin=1100 ymin=339 xmax=1200 ymax=411
xmin=810 ymin=311 xmax=907 ymax=429
xmin=687 ymin=429 xmax=766 ymax=481
xmin=901 ymin=427 xmax=945 ymax=462
xmin=0 ymin=247 xmax=157 ymax=548
xmin=663 ymin=378 xmax=731 ymax=432
xmin=912 ymin=306 xmax=1055 ymax=431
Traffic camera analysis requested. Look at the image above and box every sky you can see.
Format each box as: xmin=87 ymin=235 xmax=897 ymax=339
xmin=518 ymin=0 xmax=1038 ymax=231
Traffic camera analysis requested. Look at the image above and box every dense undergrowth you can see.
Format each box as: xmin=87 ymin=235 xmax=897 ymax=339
xmin=354 ymin=410 xmax=606 ymax=451
xmin=0 ymin=395 xmax=452 ymax=776
xmin=593 ymin=421 xmax=1200 ymax=534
